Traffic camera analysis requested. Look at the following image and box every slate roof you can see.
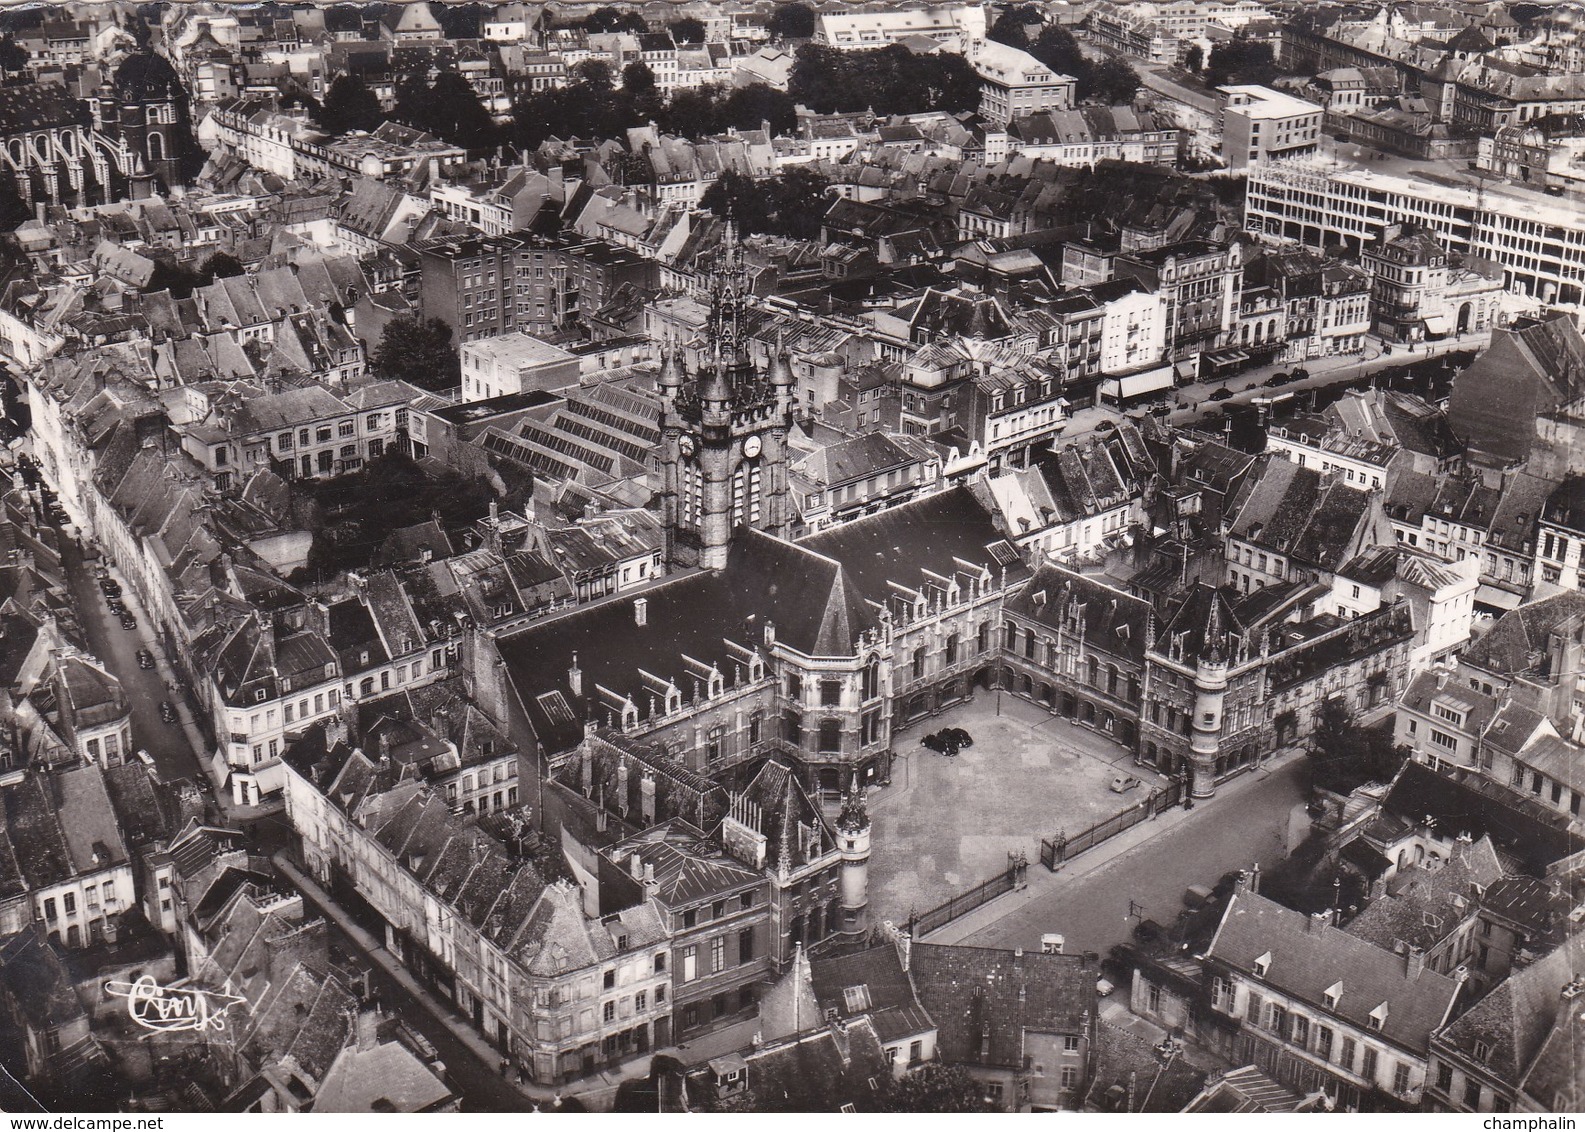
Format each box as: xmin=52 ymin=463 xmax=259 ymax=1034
xmin=0 ymin=924 xmax=86 ymax=1032
xmin=1207 ymin=890 xmax=1462 ymax=1053
xmin=314 ymin=1039 xmax=454 ymax=1112
xmin=0 ymin=85 xmax=85 ymax=134
xmin=1381 ymin=762 xmax=1578 ymax=874
xmin=1463 ymin=591 xmax=1585 ymax=679
xmin=688 ymin=1017 xmax=890 ymax=1112
xmin=497 ymin=529 xmax=864 ymax=752
xmin=810 ymin=943 xmax=934 ymax=1044
xmin=1005 ymin=565 xmax=1150 ymax=664
xmin=1343 ymin=834 xmax=1503 ymax=953
xmin=910 ymin=942 xmax=1095 ymax=1069
xmin=1225 ymin=455 xmax=1378 ymax=572
xmin=613 ymin=820 xmax=761 ymax=907
xmin=1450 ymin=313 xmax=1585 ymax=464
xmin=1434 ymin=931 xmax=1585 ymax=1088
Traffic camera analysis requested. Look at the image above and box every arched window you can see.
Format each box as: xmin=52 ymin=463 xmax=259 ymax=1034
xmin=1086 ymin=656 xmax=1099 ymax=687
xmin=1004 ymin=621 xmax=1018 ymax=650
xmin=862 ymin=657 xmax=880 ymax=700
xmin=1107 ymin=664 xmax=1119 ymax=697
xmin=147 ymin=131 xmax=164 ymax=163
xmin=944 ymin=634 xmax=959 ymax=665
xmin=912 ymin=647 xmax=926 ymax=680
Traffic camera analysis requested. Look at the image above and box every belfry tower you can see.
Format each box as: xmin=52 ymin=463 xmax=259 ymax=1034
xmin=658 ymin=220 xmax=796 ymax=570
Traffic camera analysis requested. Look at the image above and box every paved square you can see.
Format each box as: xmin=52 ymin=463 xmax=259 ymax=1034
xmin=867 ymin=694 xmax=1167 ymax=926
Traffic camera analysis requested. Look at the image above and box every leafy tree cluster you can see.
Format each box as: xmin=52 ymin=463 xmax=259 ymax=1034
xmin=788 ymin=43 xmax=982 ymax=115
xmin=299 ymin=452 xmax=496 ymax=581
xmin=1023 ymin=24 xmax=1143 ymax=105
xmin=987 ymin=3 xmax=1045 ymax=49
xmin=699 ymin=167 xmax=832 ymax=240
xmin=508 ymin=71 xmax=797 ymax=149
xmin=876 ymin=1063 xmax=992 ymax=1113
xmin=146 ymin=251 xmax=247 ymax=299
xmin=669 ymin=16 xmax=706 ymax=44
xmin=0 ymin=34 xmax=26 ymax=74
xmin=369 ymin=313 xmax=461 ymax=392
xmin=394 ymin=70 xmax=499 ymax=149
xmin=575 ymin=5 xmax=649 ymax=34
xmin=1307 ymin=697 xmax=1410 ymax=795
xmin=316 ymin=73 xmax=384 ymax=135
xmin=1203 ymin=39 xmax=1279 ymax=89
xmin=766 ymin=2 xmax=816 ymax=40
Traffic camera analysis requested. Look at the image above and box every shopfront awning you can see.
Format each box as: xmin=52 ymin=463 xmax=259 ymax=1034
xmin=1206 ymin=349 xmax=1250 ymax=368
xmin=1475 ymin=583 xmax=1523 ymax=612
xmin=1422 ymin=314 xmax=1452 ymax=336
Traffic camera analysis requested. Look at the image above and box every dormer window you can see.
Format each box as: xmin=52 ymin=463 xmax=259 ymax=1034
xmin=1369 ymin=1003 xmax=1389 ymax=1031
xmin=1252 ymin=951 xmax=1272 ymax=978
xmin=1323 ymin=981 xmax=1342 ymax=1010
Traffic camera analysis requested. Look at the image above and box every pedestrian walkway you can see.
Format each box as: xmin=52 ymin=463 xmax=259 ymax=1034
xmin=919 ymin=745 xmax=1309 ymax=946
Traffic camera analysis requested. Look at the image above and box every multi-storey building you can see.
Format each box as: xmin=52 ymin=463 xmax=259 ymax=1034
xmin=1115 ymin=241 xmax=1239 ymax=359
xmin=283 ymin=742 xmax=673 ymax=1085
xmin=1535 ymin=477 xmax=1585 ymax=592
xmin=816 ymin=4 xmax=988 ymax=51
xmin=1202 ymin=883 xmax=1465 ymax=1110
xmin=1245 ymin=162 xmax=1585 ymax=306
xmin=972 ymin=39 xmax=1076 ymax=125
xmin=605 ymin=822 xmax=771 ymax=1039
xmin=1218 ymin=85 xmax=1324 ymax=172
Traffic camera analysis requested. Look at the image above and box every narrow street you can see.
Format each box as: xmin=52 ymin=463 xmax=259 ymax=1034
xmin=56 ymin=534 xmax=206 ymax=785
xmin=945 ymin=755 xmax=1309 ymax=957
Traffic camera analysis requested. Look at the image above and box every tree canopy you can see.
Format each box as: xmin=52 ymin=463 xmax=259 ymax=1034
xmin=316 ymin=73 xmax=384 ymax=135
xmin=393 ymin=70 xmax=497 ymax=149
xmin=581 ymin=5 xmax=648 ymax=34
xmin=878 ymin=1064 xmax=992 ymax=1113
xmin=767 ymin=2 xmax=815 ymax=40
xmin=987 ymin=3 xmax=1043 ymax=49
xmin=369 ymin=314 xmax=461 ymax=392
xmin=1307 ymin=697 xmax=1410 ymax=795
xmin=1204 ymin=40 xmax=1279 ymax=89
xmin=789 ymin=43 xmax=981 ymax=115
xmin=1027 ymin=25 xmax=1142 ymax=105
xmin=699 ymin=167 xmax=831 ymax=240
xmin=669 ymin=17 xmax=706 ymax=44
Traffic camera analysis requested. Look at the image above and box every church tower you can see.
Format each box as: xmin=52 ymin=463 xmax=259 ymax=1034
xmin=658 ymin=220 xmax=796 ymax=571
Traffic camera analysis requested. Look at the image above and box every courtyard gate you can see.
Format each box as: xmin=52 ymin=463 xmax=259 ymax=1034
xmin=1039 ymin=776 xmax=1185 ymax=870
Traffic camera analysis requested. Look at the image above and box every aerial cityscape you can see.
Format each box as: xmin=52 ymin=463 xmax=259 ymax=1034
xmin=0 ymin=0 xmax=1582 ymax=1116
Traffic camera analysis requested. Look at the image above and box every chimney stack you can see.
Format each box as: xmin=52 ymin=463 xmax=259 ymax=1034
xmin=1406 ymin=945 xmax=1425 ymax=978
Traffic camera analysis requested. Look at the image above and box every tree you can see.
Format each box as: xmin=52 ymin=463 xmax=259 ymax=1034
xmin=669 ymin=17 xmax=705 ymax=44
xmin=583 ymin=5 xmax=647 ymax=34
xmin=575 ymin=58 xmax=615 ymax=91
xmin=370 ymin=315 xmax=461 ymax=392
xmin=0 ymin=34 xmax=27 ymax=74
xmin=427 ymin=71 xmax=498 ymax=149
xmin=198 ymin=251 xmax=244 ymax=282
xmin=1028 ymin=24 xmax=1087 ymax=78
xmin=1183 ymin=43 xmax=1204 ymax=73
xmin=622 ymin=60 xmax=656 ymax=94
xmin=878 ymin=1064 xmax=991 ymax=1113
xmin=1080 ymin=56 xmax=1142 ymax=104
xmin=1204 ymin=40 xmax=1278 ymax=89
xmin=988 ymin=3 xmax=1042 ymax=49
xmin=766 ymin=3 xmax=815 ymax=41
xmin=722 ymin=83 xmax=798 ymax=135
xmin=700 ymin=166 xmax=830 ymax=239
xmin=317 ymin=73 xmax=384 ymax=135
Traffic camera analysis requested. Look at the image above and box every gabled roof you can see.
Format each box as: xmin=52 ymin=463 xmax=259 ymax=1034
xmin=1206 ymin=890 xmax=1462 ymax=1053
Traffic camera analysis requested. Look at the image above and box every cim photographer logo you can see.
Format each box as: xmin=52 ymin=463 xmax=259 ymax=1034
xmin=105 ymin=976 xmax=247 ymax=1033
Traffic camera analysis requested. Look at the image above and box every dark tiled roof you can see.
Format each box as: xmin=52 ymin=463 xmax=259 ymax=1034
xmin=910 ymin=943 xmax=1095 ymax=1069
xmin=1005 ymin=565 xmax=1149 ymax=663
xmin=1207 ymin=891 xmax=1462 ymax=1052
xmin=1381 ymin=762 xmax=1578 ymax=874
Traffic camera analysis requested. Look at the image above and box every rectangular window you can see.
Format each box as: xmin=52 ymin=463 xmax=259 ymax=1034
xmin=1362 ymin=1046 xmax=1379 ymax=1082
xmin=635 ymin=990 xmax=646 ymax=1012
xmin=1063 ymin=1034 xmax=1080 ymax=1052
xmin=682 ymin=946 xmax=696 ymax=982
xmin=710 ymin=935 xmax=726 ymax=974
xmin=1317 ymin=1026 xmax=1333 ymax=1062
xmin=1340 ymin=1037 xmax=1356 ymax=1072
xmin=739 ymin=928 xmax=754 ymax=964
xmin=1393 ymin=1063 xmax=1412 ymax=1095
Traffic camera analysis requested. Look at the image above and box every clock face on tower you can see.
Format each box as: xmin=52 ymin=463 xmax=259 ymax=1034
xmin=678 ymin=433 xmax=697 ymax=457
xmin=743 ymin=435 xmax=762 ymax=459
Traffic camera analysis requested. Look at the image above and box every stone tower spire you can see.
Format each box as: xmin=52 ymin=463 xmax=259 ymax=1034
xmin=836 ymin=771 xmax=871 ymax=939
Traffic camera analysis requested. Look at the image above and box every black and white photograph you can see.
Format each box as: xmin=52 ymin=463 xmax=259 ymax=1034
xmin=0 ymin=0 xmax=1580 ymax=1118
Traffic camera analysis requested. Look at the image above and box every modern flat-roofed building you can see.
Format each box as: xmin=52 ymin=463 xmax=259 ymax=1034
xmin=460 ymin=332 xmax=580 ymax=401
xmin=1218 ymin=85 xmax=1323 ymax=171
xmin=1245 ymin=162 xmax=1585 ymax=305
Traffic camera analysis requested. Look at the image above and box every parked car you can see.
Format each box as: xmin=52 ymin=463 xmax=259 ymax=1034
xmin=107 ymin=601 xmax=125 ymax=616
xmin=1208 ymin=387 xmax=1235 ymax=401
xmin=1110 ymin=773 xmax=1143 ymax=793
xmin=159 ymin=700 xmax=177 ymax=723
xmin=1150 ymin=403 xmax=1173 ymax=416
xmin=1290 ymin=367 xmax=1309 ymax=381
xmin=120 ymin=613 xmax=137 ymax=630
xmin=136 ymin=649 xmax=154 ymax=670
